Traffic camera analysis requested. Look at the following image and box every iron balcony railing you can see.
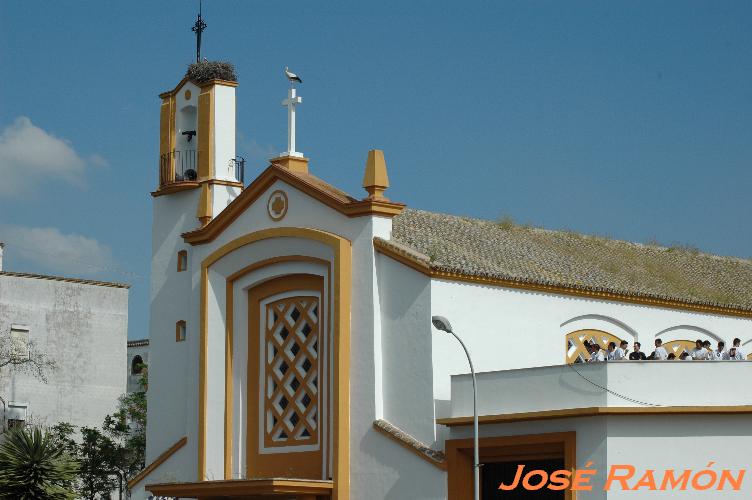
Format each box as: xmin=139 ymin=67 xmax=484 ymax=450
xmin=229 ymin=156 xmax=245 ymax=185
xmin=159 ymin=150 xmax=199 ymax=186
xmin=159 ymin=150 xmax=246 ymax=187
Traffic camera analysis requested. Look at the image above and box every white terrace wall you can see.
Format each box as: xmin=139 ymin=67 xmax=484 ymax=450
xmin=449 ymin=362 xmax=752 ymax=418
xmin=430 ymin=279 xmax=752 ymax=403
xmin=0 ymin=274 xmax=128 ymax=430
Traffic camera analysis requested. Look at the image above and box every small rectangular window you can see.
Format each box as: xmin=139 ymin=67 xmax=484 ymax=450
xmin=177 ymin=250 xmax=188 ymax=272
xmin=176 ymin=320 xmax=186 ymax=342
xmin=6 ymin=402 xmax=27 ymax=429
xmin=10 ymin=325 xmax=30 ymax=361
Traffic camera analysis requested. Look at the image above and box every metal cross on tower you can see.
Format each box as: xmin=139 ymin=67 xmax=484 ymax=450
xmin=281 ymin=88 xmax=303 ymax=158
xmin=192 ymin=0 xmax=207 ymax=63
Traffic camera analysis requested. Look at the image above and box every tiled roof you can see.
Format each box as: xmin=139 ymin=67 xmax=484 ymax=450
xmin=0 ymin=271 xmax=130 ymax=289
xmin=127 ymin=339 xmax=150 ymax=348
xmin=389 ymin=209 xmax=752 ymax=313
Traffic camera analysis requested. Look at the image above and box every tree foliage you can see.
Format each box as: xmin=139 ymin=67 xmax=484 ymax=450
xmin=47 ymin=364 xmax=148 ymax=498
xmin=0 ymin=426 xmax=78 ymax=499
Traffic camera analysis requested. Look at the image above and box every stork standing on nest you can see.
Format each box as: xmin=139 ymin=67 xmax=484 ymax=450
xmin=284 ymin=66 xmax=303 ymax=86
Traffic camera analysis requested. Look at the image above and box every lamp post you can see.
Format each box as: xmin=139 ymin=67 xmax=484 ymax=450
xmin=432 ymin=316 xmax=480 ymax=500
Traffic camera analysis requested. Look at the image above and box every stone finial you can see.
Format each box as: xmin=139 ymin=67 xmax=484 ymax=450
xmin=362 ymin=149 xmax=390 ymax=200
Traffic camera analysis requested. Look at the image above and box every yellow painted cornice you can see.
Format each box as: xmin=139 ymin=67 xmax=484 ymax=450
xmin=183 ymin=164 xmax=405 ymax=245
xmin=147 ymin=478 xmax=333 ymax=497
xmin=438 ymin=405 xmax=752 ymax=427
xmin=159 ymin=77 xmax=238 ymax=99
xmin=151 ymin=181 xmax=200 ymax=197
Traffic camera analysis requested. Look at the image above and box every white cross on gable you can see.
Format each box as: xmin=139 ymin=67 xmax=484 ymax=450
xmin=281 ymin=88 xmax=303 ymax=158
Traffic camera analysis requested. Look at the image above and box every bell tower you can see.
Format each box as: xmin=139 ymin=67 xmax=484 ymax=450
xmin=155 ymin=61 xmax=242 ymax=225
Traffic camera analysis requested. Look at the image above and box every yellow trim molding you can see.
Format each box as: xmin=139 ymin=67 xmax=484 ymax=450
xmin=127 ymin=436 xmax=187 ymax=489
xmin=373 ymin=238 xmax=752 ymax=319
xmin=197 ymin=85 xmax=213 ymax=180
xmin=159 ymin=76 xmax=238 ymax=99
xmin=196 ymin=183 xmax=213 ymax=226
xmin=152 ymin=179 xmax=243 ymax=198
xmin=199 ymin=228 xmax=351 ymax=500
xmin=183 ymin=164 xmax=404 ymax=244
xmin=437 ymin=405 xmax=752 ymax=427
xmin=151 ymin=181 xmax=200 ymax=197
xmin=147 ymin=478 xmax=332 ymax=498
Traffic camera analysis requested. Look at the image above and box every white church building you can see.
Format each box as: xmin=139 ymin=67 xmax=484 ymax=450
xmin=130 ymin=61 xmax=752 ymax=500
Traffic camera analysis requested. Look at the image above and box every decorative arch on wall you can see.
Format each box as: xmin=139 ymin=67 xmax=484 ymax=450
xmin=653 ymin=324 xmax=721 ymax=342
xmin=560 ymin=314 xmax=638 ymax=340
xmin=224 ymin=255 xmax=331 ymax=479
xmin=565 ymin=329 xmax=624 ymax=364
xmin=198 ymin=227 xmax=351 ymax=500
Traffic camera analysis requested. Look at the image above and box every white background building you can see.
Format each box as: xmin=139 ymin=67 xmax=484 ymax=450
xmin=0 ymin=247 xmax=129 ymax=432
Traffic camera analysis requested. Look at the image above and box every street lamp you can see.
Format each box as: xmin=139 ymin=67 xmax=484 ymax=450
xmin=432 ymin=315 xmax=480 ymax=500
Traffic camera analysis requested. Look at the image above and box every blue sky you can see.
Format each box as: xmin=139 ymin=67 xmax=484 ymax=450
xmin=1 ymin=1 xmax=750 ymax=340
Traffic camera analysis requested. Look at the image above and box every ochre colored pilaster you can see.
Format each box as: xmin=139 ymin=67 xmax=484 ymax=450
xmin=197 ymin=86 xmax=214 ymax=180
xmin=196 ymin=183 xmax=213 ymax=226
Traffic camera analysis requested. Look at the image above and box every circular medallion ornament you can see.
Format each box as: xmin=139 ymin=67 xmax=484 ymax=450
xmin=267 ymin=190 xmax=288 ymax=221
xmin=184 ymin=89 xmax=192 ymax=100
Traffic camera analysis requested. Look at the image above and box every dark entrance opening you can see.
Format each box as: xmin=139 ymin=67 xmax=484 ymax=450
xmin=481 ymin=458 xmax=565 ymax=499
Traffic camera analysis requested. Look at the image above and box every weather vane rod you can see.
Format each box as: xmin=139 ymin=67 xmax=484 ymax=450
xmin=192 ymin=0 xmax=207 ymax=63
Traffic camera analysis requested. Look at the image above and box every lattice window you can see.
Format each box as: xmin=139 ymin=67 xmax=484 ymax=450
xmin=565 ymin=329 xmax=624 ymax=364
xmin=264 ymin=296 xmax=319 ymax=447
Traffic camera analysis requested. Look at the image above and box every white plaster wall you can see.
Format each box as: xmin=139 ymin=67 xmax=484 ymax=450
xmin=376 ymin=253 xmax=436 ymax=445
xmin=606 ymin=415 xmax=752 ymax=498
xmin=211 ymin=184 xmax=242 ymax=216
xmin=0 ymin=275 xmax=128 ymax=430
xmin=213 ymin=85 xmax=236 ymax=182
xmin=450 ymin=362 xmax=752 ymax=418
xmin=430 ymin=279 xmax=752 ymax=402
xmin=144 ymin=189 xmax=201 ymax=476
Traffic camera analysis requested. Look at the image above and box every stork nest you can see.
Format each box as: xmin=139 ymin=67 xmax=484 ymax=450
xmin=186 ymin=60 xmax=237 ymax=83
